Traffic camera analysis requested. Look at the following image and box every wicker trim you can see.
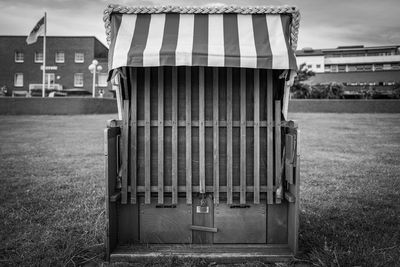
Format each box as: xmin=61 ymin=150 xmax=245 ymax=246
xmin=103 ymin=4 xmax=300 ymax=51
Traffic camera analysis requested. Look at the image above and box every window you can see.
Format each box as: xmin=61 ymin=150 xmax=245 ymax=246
xmin=316 ymin=64 xmax=321 ymax=69
xmin=307 ymin=64 xmax=312 ymax=69
xmin=383 ymin=64 xmax=391 ymax=70
xmin=55 ymin=52 xmax=65 ymax=63
xmin=14 ymin=73 xmax=23 ymax=87
xmin=324 ymin=65 xmax=331 ymax=72
xmin=15 ymin=52 xmax=24 ymax=63
xmin=348 ymin=65 xmax=357 ymax=72
xmin=338 ymin=65 xmax=346 ymax=72
xmin=74 ymin=73 xmax=84 ymax=87
xmin=330 ymin=65 xmax=338 ymax=72
xmin=98 ymin=73 xmax=108 ymax=87
xmin=75 ymin=52 xmax=84 ymax=63
xmin=35 ymin=52 xmax=43 ymax=63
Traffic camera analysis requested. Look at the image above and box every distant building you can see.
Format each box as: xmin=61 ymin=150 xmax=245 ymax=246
xmin=296 ymin=45 xmax=400 ymax=91
xmin=0 ymin=36 xmax=112 ymax=96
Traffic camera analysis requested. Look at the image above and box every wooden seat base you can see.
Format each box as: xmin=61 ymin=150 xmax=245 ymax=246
xmin=110 ymin=244 xmax=294 ymax=263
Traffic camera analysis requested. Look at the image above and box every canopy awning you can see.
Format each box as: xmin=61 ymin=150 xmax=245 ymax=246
xmin=104 ymin=5 xmax=300 ymax=74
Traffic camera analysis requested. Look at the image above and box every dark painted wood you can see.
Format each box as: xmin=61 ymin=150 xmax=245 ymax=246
xmin=118 ymin=203 xmax=139 ymax=244
xmin=130 ymin=68 xmax=137 ymax=204
xmin=140 ymin=197 xmax=192 ymax=243
xmin=105 ymin=127 xmax=119 ymax=260
xmin=192 ymin=194 xmax=213 ymax=244
xmin=253 ymin=69 xmax=260 ymax=204
xmin=214 ymin=203 xmax=266 ymax=243
xmin=266 ymin=70 xmax=274 ymax=204
xmin=121 ymin=100 xmax=130 ymax=204
xmin=267 ymin=202 xmax=288 ymax=244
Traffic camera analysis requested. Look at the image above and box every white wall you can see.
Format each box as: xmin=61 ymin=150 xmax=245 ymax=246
xmin=296 ymin=55 xmax=325 ymax=73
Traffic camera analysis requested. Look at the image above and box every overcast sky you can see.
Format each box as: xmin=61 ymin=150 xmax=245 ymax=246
xmin=1 ymin=0 xmax=399 ymax=49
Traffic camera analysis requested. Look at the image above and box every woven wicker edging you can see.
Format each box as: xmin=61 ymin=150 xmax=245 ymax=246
xmin=103 ymin=4 xmax=300 ymax=51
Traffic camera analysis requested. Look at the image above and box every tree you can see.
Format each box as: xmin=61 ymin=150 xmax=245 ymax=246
xmin=290 ymin=63 xmax=315 ymax=98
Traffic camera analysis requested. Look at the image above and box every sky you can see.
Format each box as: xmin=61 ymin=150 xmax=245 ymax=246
xmin=1 ymin=0 xmax=399 ymax=49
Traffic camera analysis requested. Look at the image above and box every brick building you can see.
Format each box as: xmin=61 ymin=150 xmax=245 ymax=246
xmin=0 ymin=36 xmax=112 ymax=96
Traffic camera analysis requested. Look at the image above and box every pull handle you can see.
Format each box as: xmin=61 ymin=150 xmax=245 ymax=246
xmin=190 ymin=225 xmax=218 ymax=233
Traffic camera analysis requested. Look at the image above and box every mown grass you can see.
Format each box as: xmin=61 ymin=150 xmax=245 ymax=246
xmin=0 ymin=113 xmax=399 ymax=266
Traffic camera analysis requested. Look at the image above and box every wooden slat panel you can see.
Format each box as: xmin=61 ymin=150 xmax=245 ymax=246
xmin=199 ymin=66 xmax=206 ymax=194
xmin=185 ymin=67 xmax=192 ymax=204
xmin=104 ymin=127 xmax=119 ymax=259
xmin=275 ymin=100 xmax=282 ymax=204
xmin=135 ymin=120 xmax=272 ymax=127
xmin=226 ymin=67 xmax=233 ymax=204
xmin=240 ymin=69 xmax=246 ymax=204
xmin=136 ymin=185 xmax=269 ymax=192
xmin=253 ymin=69 xmax=260 ymax=204
xmin=121 ymin=100 xmax=129 ymax=204
xmin=144 ymin=68 xmax=151 ymax=204
xmin=266 ymin=70 xmax=274 ymax=204
xmin=172 ymin=67 xmax=178 ymax=204
xmin=130 ymin=68 xmax=138 ymax=204
xmin=157 ymin=68 xmax=164 ymax=204
xmin=213 ymin=68 xmax=219 ymax=204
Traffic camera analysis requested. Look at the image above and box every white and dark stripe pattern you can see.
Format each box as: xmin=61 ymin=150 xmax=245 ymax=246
xmin=109 ymin=13 xmax=297 ymax=71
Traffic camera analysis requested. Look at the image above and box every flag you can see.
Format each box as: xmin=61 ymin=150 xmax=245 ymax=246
xmin=26 ymin=16 xmax=45 ymax=45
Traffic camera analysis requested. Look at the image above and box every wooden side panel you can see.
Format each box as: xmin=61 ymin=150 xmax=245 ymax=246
xmin=266 ymin=70 xmax=274 ymax=204
xmin=253 ymin=70 xmax=260 ymax=204
xmin=144 ymin=68 xmax=151 ymax=204
xmin=104 ymin=127 xmax=119 ymax=259
xmin=226 ymin=68 xmax=233 ymax=204
xmin=186 ymin=67 xmax=192 ymax=204
xmin=140 ymin=197 xmax=192 ymax=243
xmin=213 ymin=68 xmax=220 ymax=204
xmin=158 ymin=68 xmax=164 ymax=204
xmin=240 ymin=69 xmax=246 ymax=204
xmin=214 ymin=203 xmax=266 ymax=243
xmin=118 ymin=203 xmax=139 ymax=244
xmin=172 ymin=67 xmax=178 ymax=204
xmin=199 ymin=67 xmax=206 ymax=194
xmin=267 ymin=203 xmax=288 ymax=244
xmin=130 ymin=68 xmax=137 ymax=204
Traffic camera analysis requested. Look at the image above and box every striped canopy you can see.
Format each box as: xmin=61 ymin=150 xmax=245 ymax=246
xmin=105 ymin=5 xmax=299 ymax=74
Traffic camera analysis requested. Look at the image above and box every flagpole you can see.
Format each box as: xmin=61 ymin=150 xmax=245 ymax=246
xmin=42 ymin=12 xmax=47 ymax=98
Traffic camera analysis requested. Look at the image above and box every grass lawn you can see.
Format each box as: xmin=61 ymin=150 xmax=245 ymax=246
xmin=0 ymin=113 xmax=399 ymax=266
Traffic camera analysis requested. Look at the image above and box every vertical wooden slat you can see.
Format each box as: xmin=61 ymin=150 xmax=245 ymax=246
xmin=274 ymin=100 xmax=282 ymax=204
xmin=213 ymin=68 xmax=220 ymax=204
xmin=226 ymin=68 xmax=233 ymax=204
xmin=144 ymin=68 xmax=151 ymax=204
xmin=121 ymin=100 xmax=129 ymax=204
xmin=105 ymin=127 xmax=118 ymax=259
xmin=285 ymin=133 xmax=294 ymax=184
xmin=186 ymin=67 xmax=192 ymax=204
xmin=157 ymin=67 xmax=164 ymax=204
xmin=266 ymin=69 xmax=274 ymax=204
xmin=288 ymin=129 xmax=300 ymax=254
xmin=130 ymin=68 xmax=137 ymax=204
xmin=240 ymin=69 xmax=246 ymax=204
xmin=199 ymin=66 xmax=206 ymax=194
xmin=172 ymin=67 xmax=178 ymax=204
xmin=253 ymin=69 xmax=260 ymax=204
